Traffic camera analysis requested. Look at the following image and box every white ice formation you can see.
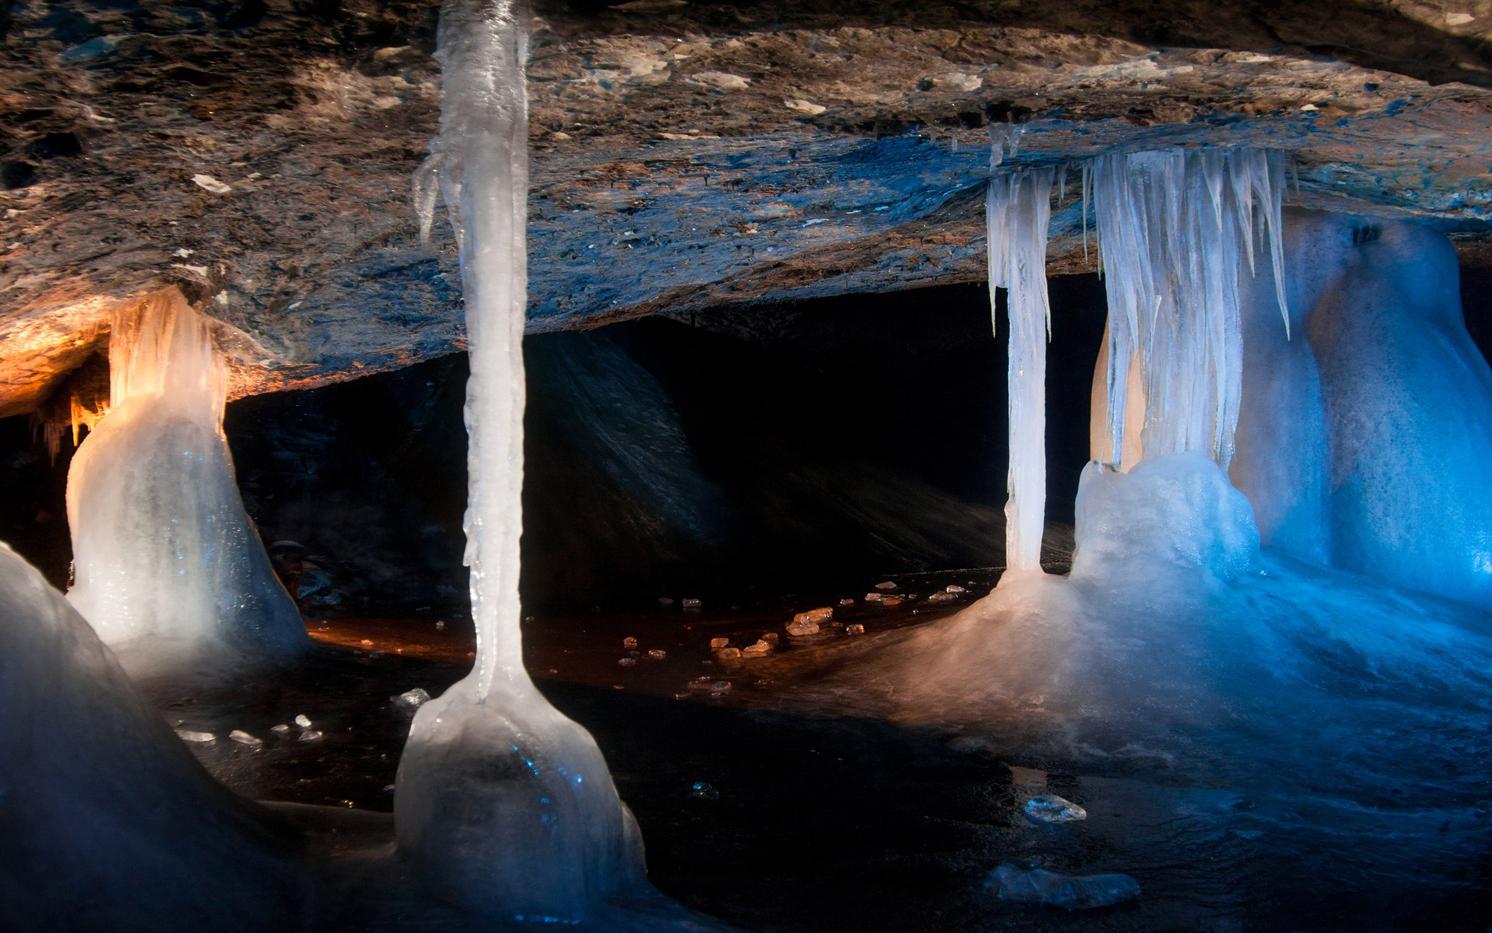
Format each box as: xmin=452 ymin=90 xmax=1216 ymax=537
xmin=65 ymin=288 xmax=306 ymax=655
xmin=985 ymin=157 xmax=1056 ymax=574
xmin=397 ymin=0 xmax=649 ymax=921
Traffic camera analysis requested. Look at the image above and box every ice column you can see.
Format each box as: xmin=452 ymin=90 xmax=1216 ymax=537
xmin=1090 ymin=148 xmax=1288 ymax=470
xmin=986 ymin=163 xmax=1056 ymax=573
xmin=396 ymin=0 xmax=647 ymax=920
xmin=65 ymin=288 xmax=305 ymax=654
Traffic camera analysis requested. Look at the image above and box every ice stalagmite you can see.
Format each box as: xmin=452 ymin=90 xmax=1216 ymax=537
xmin=0 ymin=543 xmax=299 ymax=930
xmin=396 ymin=0 xmax=647 ymax=921
xmin=985 ymin=161 xmax=1056 ymax=574
xmin=1090 ymin=148 xmax=1288 ymax=470
xmin=65 ymin=288 xmax=305 ymax=656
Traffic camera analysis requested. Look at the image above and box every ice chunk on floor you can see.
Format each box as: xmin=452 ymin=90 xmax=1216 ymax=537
xmin=1023 ymin=793 xmax=1087 ymax=824
xmin=985 ymin=863 xmax=1140 ymax=909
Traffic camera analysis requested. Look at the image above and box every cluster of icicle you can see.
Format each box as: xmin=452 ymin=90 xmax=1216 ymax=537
xmin=1085 ymin=149 xmax=1289 ymax=470
xmin=987 ymin=143 xmax=1288 ymax=575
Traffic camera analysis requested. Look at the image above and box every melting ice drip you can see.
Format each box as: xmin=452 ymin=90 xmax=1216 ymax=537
xmin=1088 ymin=148 xmax=1288 ymax=470
xmin=65 ymin=289 xmax=305 ymax=654
xmin=398 ymin=0 xmax=648 ymax=920
xmin=985 ymin=154 xmax=1056 ymax=574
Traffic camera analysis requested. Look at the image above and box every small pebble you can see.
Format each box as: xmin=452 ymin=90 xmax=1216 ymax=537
xmin=874 ymin=581 xmax=897 ymax=591
xmin=741 ymin=640 xmax=772 ymax=658
xmin=175 ymin=729 xmax=215 ymax=744
xmin=709 ymin=637 xmax=730 ymax=649
xmin=682 ymin=598 xmax=702 ymax=610
xmin=228 ymin=730 xmax=263 ymax=748
xmin=623 ymin=635 xmax=639 ymax=649
xmin=647 ymin=648 xmax=667 ymax=659
xmin=298 ymin=730 xmax=324 ymax=743
xmin=845 ymin=623 xmax=866 ymax=635
xmin=294 ymin=714 xmax=312 ymax=728
xmin=618 ymin=657 xmax=637 ymax=667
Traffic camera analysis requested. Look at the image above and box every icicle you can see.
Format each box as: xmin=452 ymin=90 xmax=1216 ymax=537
xmin=394 ymin=2 xmax=651 ymax=919
xmin=987 ymin=165 xmax=1055 ymax=575
xmin=1089 ymin=146 xmax=1289 ymax=470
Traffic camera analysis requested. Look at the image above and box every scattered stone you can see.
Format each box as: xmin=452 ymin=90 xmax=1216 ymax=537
xmin=623 ymin=635 xmax=639 ymax=649
xmin=647 ymin=648 xmax=667 ymax=659
xmin=175 ymin=729 xmax=215 ymax=744
xmin=709 ymin=636 xmax=730 ymax=649
xmin=845 ymin=623 xmax=865 ymax=635
xmin=864 ymin=592 xmax=884 ymax=602
xmin=784 ymin=97 xmax=827 ymax=115
xmin=1024 ymin=794 xmax=1087 ymax=824
xmin=383 ymin=784 xmax=396 ymax=793
xmin=874 ymin=581 xmax=897 ymax=591
xmin=681 ymin=598 xmax=702 ymax=610
xmin=687 ymin=71 xmax=751 ymax=92
xmin=921 ymin=72 xmax=983 ymax=92
xmin=741 ymin=640 xmax=772 ymax=658
xmin=1447 ymin=12 xmax=1476 ymax=26
xmin=926 ymin=591 xmax=957 ymax=604
xmin=881 ymin=596 xmax=904 ymax=608
xmin=946 ymin=585 xmax=966 ymax=594
xmin=689 ymin=780 xmax=720 ymax=800
xmin=837 ymin=597 xmax=855 ymax=607
xmin=785 ymin=619 xmax=820 ymax=637
xmin=794 ymin=607 xmax=834 ymax=625
xmin=393 ymin=687 xmax=431 ymax=711
xmin=190 ymin=173 xmax=233 ymax=195
xmin=761 ymin=632 xmax=780 ymax=645
xmin=293 ymin=714 xmax=312 ymax=728
xmin=984 ymin=863 xmax=1140 ymax=909
xmin=709 ymin=680 xmax=732 ymax=695
xmin=435 ymin=620 xmax=446 ymax=631
xmin=298 ymin=730 xmax=324 ymax=743
xmin=359 ymin=638 xmax=374 ymax=646
xmin=270 ymin=724 xmax=292 ymax=735
xmin=619 ymin=657 xmax=638 ymax=667
xmin=715 ymin=646 xmax=742 ymax=660
xmin=229 ymin=730 xmax=263 ymax=748
xmin=658 ymin=596 xmax=675 ymax=606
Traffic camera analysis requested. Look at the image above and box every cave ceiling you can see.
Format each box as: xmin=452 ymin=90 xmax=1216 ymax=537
xmin=4 ymin=0 xmax=1492 ymax=414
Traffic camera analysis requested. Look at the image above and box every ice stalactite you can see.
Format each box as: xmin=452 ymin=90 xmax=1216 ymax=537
xmin=396 ymin=0 xmax=649 ymax=921
xmin=65 ymin=288 xmax=306 ymax=657
xmin=1090 ymin=148 xmax=1288 ymax=471
xmin=985 ymin=153 xmax=1055 ymax=574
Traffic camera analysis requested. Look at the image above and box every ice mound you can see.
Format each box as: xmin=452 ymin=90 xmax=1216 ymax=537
xmin=66 ymin=288 xmax=305 ymax=655
xmin=395 ymin=678 xmax=648 ymax=921
xmin=0 ymin=544 xmax=298 ymax=929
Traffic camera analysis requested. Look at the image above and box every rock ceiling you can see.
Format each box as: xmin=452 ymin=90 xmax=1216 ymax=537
xmin=3 ymin=0 xmax=1492 ymax=415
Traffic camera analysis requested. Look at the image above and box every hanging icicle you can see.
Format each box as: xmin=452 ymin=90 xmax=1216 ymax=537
xmin=1091 ymin=147 xmax=1289 ymax=471
xmin=987 ymin=151 xmax=1056 ymax=575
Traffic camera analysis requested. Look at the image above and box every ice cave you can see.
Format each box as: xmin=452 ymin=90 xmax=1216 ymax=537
xmin=2 ymin=1 xmax=1491 ymax=930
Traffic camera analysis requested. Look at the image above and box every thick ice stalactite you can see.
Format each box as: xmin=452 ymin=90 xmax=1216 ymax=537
xmin=0 ymin=544 xmax=299 ymax=930
xmin=1090 ymin=148 xmax=1288 ymax=470
xmin=1228 ymin=209 xmax=1331 ymax=564
xmin=1267 ymin=212 xmax=1492 ymax=604
xmin=396 ymin=0 xmax=648 ymax=920
xmin=65 ymin=289 xmax=306 ymax=655
xmin=985 ymin=165 xmax=1055 ymax=573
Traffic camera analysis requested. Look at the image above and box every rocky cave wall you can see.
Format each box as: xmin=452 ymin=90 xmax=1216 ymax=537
xmin=4 ymin=0 xmax=1492 ymax=424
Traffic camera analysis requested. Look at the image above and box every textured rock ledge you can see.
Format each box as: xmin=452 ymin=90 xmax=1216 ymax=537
xmin=4 ymin=0 xmax=1492 ymax=414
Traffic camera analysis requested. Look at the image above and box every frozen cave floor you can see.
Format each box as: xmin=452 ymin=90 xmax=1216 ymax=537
xmin=139 ymin=560 xmax=1492 ymax=932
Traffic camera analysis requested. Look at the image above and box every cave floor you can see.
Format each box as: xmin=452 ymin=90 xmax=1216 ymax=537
xmin=133 ymin=568 xmax=1490 ymax=932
